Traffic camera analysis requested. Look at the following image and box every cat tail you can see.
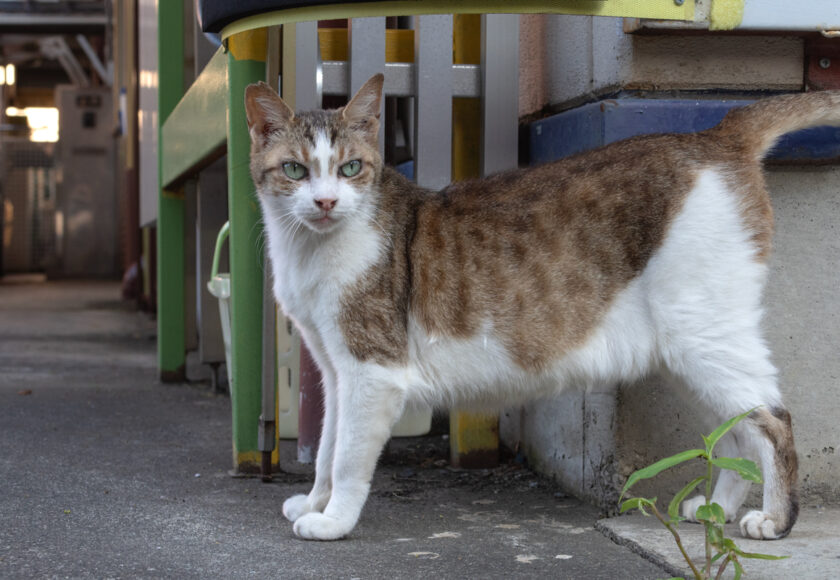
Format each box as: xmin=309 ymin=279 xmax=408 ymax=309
xmin=714 ymin=90 xmax=840 ymax=160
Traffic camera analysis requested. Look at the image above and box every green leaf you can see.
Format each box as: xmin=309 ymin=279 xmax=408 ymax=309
xmin=705 ymin=522 xmax=724 ymax=547
xmin=620 ymin=497 xmax=651 ymax=514
xmin=705 ymin=408 xmax=759 ymax=454
xmin=667 ymin=476 xmax=707 ymax=522
xmin=733 ymin=549 xmax=790 ymax=561
xmin=720 ymin=538 xmax=738 ymax=551
xmin=711 ymin=552 xmax=726 ymax=564
xmin=695 ymin=502 xmax=726 ymax=525
xmin=733 ymin=557 xmax=744 ymax=580
xmin=711 ymin=457 xmax=762 ymax=483
xmin=621 ymin=449 xmax=706 ymax=500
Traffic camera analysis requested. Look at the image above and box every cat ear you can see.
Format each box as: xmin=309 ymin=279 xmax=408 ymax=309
xmin=244 ymin=81 xmax=294 ymax=144
xmin=342 ymin=73 xmax=384 ymax=137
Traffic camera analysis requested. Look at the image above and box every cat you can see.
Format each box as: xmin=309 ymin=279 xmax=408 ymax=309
xmin=245 ymin=73 xmax=840 ymax=541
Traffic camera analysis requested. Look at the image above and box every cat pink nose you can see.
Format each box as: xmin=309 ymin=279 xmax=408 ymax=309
xmin=315 ymin=198 xmax=337 ymax=211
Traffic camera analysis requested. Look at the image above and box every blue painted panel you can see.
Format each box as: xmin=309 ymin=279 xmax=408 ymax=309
xmin=772 ymin=126 xmax=840 ymax=161
xmin=529 ymin=97 xmax=840 ymax=165
xmin=601 ymin=99 xmax=750 ymax=142
xmin=395 ymin=160 xmax=414 ymax=179
xmin=529 ymin=102 xmax=604 ymax=166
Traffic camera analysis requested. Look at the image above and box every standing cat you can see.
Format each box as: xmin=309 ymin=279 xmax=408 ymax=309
xmin=245 ymin=74 xmax=840 ymax=541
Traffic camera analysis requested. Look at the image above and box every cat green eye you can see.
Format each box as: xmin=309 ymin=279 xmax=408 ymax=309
xmin=282 ymin=162 xmax=308 ymax=180
xmin=340 ymin=160 xmax=362 ymax=178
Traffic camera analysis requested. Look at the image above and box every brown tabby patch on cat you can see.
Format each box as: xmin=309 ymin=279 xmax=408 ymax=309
xmin=717 ymin=91 xmax=839 ymax=161
xmin=337 ymin=170 xmax=417 ymax=364
xmin=711 ymin=91 xmax=840 ymax=261
xmin=340 ymin=127 xmax=775 ymax=371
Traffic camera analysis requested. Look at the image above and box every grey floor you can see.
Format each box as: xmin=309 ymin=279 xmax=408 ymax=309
xmin=1 ymin=279 xmax=833 ymax=579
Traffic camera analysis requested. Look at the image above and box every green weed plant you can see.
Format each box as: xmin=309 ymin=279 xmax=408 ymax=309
xmin=619 ymin=408 xmax=787 ymax=579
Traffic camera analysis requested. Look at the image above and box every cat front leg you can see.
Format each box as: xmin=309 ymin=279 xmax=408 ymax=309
xmin=283 ymin=334 xmax=338 ymax=522
xmin=667 ymin=340 xmax=798 ymax=539
xmin=282 ymin=372 xmax=336 ymax=521
xmin=292 ymin=365 xmax=405 ymax=540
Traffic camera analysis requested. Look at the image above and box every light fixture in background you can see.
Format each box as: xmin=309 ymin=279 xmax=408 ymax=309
xmin=5 ymin=107 xmax=59 ymax=142
xmin=0 ymin=64 xmax=14 ymax=86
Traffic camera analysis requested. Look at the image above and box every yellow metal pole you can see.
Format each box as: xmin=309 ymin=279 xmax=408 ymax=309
xmin=452 ymin=14 xmax=481 ymax=182
xmin=449 ymin=14 xmax=499 ymax=468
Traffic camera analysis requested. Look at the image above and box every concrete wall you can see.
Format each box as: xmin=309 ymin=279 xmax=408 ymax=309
xmin=519 ymin=15 xmax=803 ymax=117
xmin=506 ymin=15 xmax=840 ymax=510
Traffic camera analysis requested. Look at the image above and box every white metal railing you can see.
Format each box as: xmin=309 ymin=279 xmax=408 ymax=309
xmin=262 ymin=15 xmax=520 ymax=458
xmin=287 ymin=14 xmax=519 ymax=188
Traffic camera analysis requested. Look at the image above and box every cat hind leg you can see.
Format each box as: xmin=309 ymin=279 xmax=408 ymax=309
xmin=681 ymin=430 xmax=751 ymax=524
xmin=668 ymin=340 xmax=798 ymax=539
xmin=738 ymin=406 xmax=799 ymax=539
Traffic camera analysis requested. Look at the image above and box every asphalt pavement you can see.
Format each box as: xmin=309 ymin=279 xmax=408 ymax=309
xmin=1 ymin=279 xmax=835 ymax=579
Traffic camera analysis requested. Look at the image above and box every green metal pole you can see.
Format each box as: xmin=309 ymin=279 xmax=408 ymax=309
xmin=226 ymin=29 xmax=267 ymax=472
xmin=157 ymin=0 xmax=186 ymax=382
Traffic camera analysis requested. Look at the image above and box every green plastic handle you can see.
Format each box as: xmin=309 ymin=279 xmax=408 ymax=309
xmin=211 ymin=221 xmax=230 ymax=280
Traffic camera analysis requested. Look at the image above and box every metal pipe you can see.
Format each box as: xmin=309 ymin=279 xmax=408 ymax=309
xmin=39 ymin=36 xmax=90 ymax=87
xmin=76 ymin=34 xmax=113 ymax=86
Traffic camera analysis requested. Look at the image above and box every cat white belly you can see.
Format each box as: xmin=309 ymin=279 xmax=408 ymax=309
xmin=404 ymin=272 xmax=656 ymax=409
xmin=403 ymin=168 xmax=767 ymax=411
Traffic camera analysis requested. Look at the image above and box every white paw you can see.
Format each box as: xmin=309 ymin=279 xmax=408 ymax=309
xmin=739 ymin=510 xmax=782 ymax=540
xmin=293 ymin=512 xmax=351 ymax=541
xmin=283 ymin=494 xmax=318 ymax=522
xmin=681 ymin=495 xmax=736 ymax=523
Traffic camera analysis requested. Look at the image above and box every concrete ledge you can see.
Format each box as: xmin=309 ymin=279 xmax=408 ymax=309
xmin=598 ymin=506 xmax=840 ymax=579
xmin=528 ymin=97 xmax=840 ymax=166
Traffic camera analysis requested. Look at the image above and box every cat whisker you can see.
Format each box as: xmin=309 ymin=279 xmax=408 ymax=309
xmin=355 ymin=206 xmax=388 ymax=236
xmin=267 ymin=209 xmax=306 ymax=237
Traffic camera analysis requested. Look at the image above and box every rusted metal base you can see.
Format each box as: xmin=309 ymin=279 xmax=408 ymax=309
xmin=260 ymin=450 xmax=273 ymax=482
xmin=807 ymin=38 xmax=840 ymax=91
xmin=451 ymin=447 xmax=500 ymax=470
xmin=297 ymin=342 xmax=324 ymax=464
xmin=159 ymin=366 xmax=186 ymax=383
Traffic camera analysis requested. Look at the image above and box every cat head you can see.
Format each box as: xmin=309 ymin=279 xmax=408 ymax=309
xmin=245 ymin=74 xmax=384 ymax=234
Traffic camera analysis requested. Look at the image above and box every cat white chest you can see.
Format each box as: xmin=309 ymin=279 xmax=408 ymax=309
xmin=261 ymin=206 xmax=385 ymax=331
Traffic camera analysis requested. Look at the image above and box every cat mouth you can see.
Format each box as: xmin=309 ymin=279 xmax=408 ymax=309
xmin=306 ymin=213 xmax=340 ymax=231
